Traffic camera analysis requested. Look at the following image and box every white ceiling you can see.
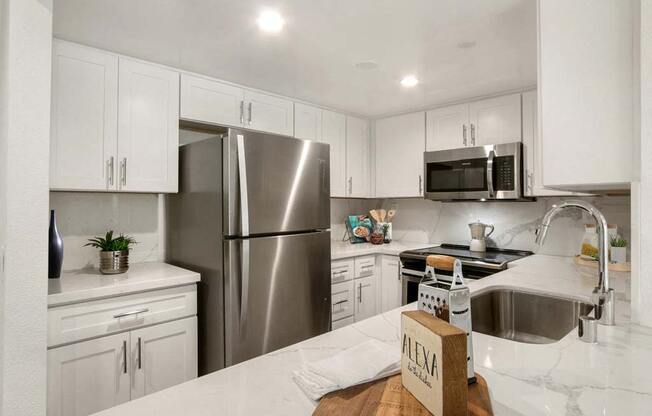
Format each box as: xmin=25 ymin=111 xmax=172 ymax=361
xmin=53 ymin=0 xmax=537 ymax=117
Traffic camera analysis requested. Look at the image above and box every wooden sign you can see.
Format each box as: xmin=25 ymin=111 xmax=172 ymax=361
xmin=401 ymin=311 xmax=468 ymax=416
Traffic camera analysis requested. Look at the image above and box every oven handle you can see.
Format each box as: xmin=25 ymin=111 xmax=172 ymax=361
xmin=487 ymin=150 xmax=495 ymax=198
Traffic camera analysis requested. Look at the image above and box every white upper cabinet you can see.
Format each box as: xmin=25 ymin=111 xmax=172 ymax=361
xmin=50 ymin=41 xmax=119 ymax=191
xmin=294 ymin=103 xmax=322 ymax=141
xmin=539 ymin=0 xmax=633 ymax=189
xmin=322 ymin=110 xmax=347 ymax=197
xmin=117 ymin=58 xmax=179 ymax=193
xmin=468 ymin=93 xmax=522 ymax=146
xmin=180 ymin=74 xmax=244 ymax=127
xmin=243 ymin=90 xmax=294 ymax=136
xmin=375 ymin=112 xmax=425 ymax=198
xmin=426 ymin=104 xmax=469 ymax=151
xmin=345 ymin=116 xmax=370 ymax=198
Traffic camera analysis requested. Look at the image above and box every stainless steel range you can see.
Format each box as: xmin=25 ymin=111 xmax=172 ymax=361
xmin=399 ymin=244 xmax=533 ymax=305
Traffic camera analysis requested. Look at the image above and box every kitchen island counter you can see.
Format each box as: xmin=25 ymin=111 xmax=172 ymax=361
xmin=93 ymin=255 xmax=650 ymax=416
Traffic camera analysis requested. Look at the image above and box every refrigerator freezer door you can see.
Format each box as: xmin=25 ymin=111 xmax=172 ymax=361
xmin=224 ymin=129 xmax=330 ymax=237
xmin=224 ymin=231 xmax=331 ymax=366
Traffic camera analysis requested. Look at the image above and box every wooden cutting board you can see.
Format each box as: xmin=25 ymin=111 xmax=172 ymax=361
xmin=313 ymin=373 xmax=492 ymax=416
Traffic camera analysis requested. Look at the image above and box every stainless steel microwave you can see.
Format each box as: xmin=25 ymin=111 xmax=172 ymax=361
xmin=423 ymin=142 xmax=524 ymax=201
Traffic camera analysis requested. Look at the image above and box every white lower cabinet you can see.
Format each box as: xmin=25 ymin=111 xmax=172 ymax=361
xmin=354 ymin=276 xmax=377 ymax=322
xmin=380 ymin=255 xmax=401 ymax=312
xmin=332 ymin=316 xmax=355 ymax=330
xmin=331 ymin=280 xmax=355 ymax=323
xmin=130 ymin=317 xmax=198 ymax=399
xmin=47 ymin=332 xmax=131 ymax=416
xmin=47 ymin=286 xmax=198 ymax=416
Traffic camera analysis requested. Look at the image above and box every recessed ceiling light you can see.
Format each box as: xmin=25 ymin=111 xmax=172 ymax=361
xmin=400 ymin=75 xmax=419 ymax=88
xmin=257 ymin=9 xmax=285 ymax=33
xmin=354 ymin=60 xmax=379 ymax=71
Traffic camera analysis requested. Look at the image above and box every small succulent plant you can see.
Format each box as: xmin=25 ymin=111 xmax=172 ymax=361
xmin=85 ymin=230 xmax=137 ymax=252
xmin=610 ymin=236 xmax=628 ymax=248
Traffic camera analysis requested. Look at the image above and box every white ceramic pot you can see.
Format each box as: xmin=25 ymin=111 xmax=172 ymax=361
xmin=610 ymin=246 xmax=627 ymax=264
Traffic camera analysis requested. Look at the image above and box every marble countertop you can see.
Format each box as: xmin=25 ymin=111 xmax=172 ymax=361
xmin=48 ymin=262 xmax=200 ymax=307
xmin=93 ymin=255 xmax=650 ymax=416
xmin=331 ymin=239 xmax=435 ymax=260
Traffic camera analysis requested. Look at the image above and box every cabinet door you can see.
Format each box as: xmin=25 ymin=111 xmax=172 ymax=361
xmin=47 ymin=332 xmax=130 ymax=416
xmin=131 ymin=317 xmax=197 ymax=400
xmin=354 ymin=276 xmax=377 ymax=322
xmin=522 ymin=91 xmax=580 ymax=197
xmin=244 ymin=90 xmax=294 ymax=136
xmin=469 ymin=94 xmax=522 ymax=146
xmin=539 ymin=0 xmax=633 ymax=189
xmin=380 ymin=255 xmax=401 ymax=312
xmin=426 ymin=104 xmax=469 ymax=151
xmin=322 ymin=110 xmax=347 ymax=197
xmin=50 ymin=41 xmax=118 ymax=191
xmin=374 ymin=112 xmax=425 ymax=198
xmin=180 ymin=73 xmax=244 ymax=127
xmin=346 ymin=116 xmax=370 ymax=198
xmin=117 ymin=58 xmax=179 ymax=193
xmin=294 ymin=102 xmax=322 ymax=141
xmin=331 ymin=280 xmax=355 ymax=322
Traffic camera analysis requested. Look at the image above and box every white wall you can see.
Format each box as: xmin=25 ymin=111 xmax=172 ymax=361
xmin=50 ymin=193 xmax=164 ymax=271
xmin=0 ymin=0 xmax=52 ymax=414
xmin=331 ymin=196 xmax=631 ymax=257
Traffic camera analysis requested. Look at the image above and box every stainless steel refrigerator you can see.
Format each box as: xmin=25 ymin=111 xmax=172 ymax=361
xmin=166 ymin=127 xmax=331 ymax=375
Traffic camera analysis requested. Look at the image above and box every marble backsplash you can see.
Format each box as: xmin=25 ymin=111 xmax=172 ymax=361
xmin=50 ymin=192 xmax=164 ymax=271
xmin=331 ymin=196 xmax=631 ymax=258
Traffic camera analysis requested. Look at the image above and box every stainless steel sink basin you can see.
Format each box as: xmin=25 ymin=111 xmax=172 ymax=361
xmin=471 ymin=289 xmax=593 ymax=344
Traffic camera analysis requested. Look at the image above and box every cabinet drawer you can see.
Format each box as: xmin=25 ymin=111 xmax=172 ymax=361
xmin=354 ymin=255 xmax=376 ymax=278
xmin=331 ymin=259 xmax=354 ymax=283
xmin=48 ymin=285 xmax=197 ymax=348
xmin=332 ymin=316 xmax=355 ymax=330
xmin=331 ymin=280 xmax=355 ymax=322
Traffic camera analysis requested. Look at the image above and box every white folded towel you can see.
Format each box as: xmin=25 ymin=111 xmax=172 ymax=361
xmin=292 ymin=339 xmax=401 ymax=400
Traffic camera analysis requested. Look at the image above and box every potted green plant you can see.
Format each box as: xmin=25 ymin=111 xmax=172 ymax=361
xmin=610 ymin=236 xmax=628 ymax=264
xmin=85 ymin=231 xmax=137 ymax=274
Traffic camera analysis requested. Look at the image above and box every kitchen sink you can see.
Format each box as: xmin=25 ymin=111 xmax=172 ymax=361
xmin=471 ymin=288 xmax=594 ymax=344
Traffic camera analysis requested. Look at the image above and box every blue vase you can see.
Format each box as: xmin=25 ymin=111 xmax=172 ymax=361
xmin=48 ymin=209 xmax=63 ymax=279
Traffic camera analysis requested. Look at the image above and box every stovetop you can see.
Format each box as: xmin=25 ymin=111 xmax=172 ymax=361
xmin=400 ymin=244 xmax=533 ymax=270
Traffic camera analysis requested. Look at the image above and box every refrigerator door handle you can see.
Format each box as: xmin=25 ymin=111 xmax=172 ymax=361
xmin=236 ymin=134 xmax=250 ymax=236
xmin=240 ymin=239 xmax=250 ymax=333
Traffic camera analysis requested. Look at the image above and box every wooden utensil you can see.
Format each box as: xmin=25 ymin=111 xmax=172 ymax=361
xmin=379 ymin=209 xmax=387 ymax=222
xmin=426 ymin=254 xmax=456 ymax=272
xmin=369 ymin=210 xmax=381 ymax=223
xmin=314 ymin=373 xmax=493 ymax=416
xmin=386 ymin=209 xmax=396 ymax=222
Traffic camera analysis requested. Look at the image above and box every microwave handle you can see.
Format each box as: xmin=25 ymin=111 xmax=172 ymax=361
xmin=487 ymin=150 xmax=495 ymax=198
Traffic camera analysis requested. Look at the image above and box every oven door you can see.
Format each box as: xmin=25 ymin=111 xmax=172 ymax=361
xmin=424 ymin=143 xmax=522 ymax=200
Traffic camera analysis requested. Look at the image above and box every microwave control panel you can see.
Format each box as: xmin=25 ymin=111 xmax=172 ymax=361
xmin=494 ymin=156 xmax=514 ymax=191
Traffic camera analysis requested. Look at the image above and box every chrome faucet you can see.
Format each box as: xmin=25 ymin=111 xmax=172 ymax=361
xmin=535 ymin=200 xmax=615 ymax=326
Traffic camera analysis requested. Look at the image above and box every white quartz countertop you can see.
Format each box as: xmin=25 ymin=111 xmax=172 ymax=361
xmin=93 ymin=255 xmax=651 ymax=416
xmin=330 ymin=239 xmax=435 ymax=259
xmin=48 ymin=262 xmax=200 ymax=307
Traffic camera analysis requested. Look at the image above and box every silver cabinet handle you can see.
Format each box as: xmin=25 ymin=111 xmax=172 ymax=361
xmin=122 ymin=340 xmax=127 ymax=374
xmin=471 ymin=123 xmax=476 ymax=146
xmin=239 ymin=100 xmax=244 ymax=125
xmin=120 ymin=158 xmax=127 ymax=187
xmin=527 ymin=171 xmax=534 ymax=193
xmin=334 ymin=299 xmax=348 ymax=306
xmin=247 ymin=102 xmax=252 ymax=125
xmin=137 ymin=336 xmax=142 ymax=369
xmin=358 ymin=283 xmax=363 ymax=303
xmin=348 ymin=177 xmax=353 ymax=195
xmin=418 ymin=175 xmax=423 ymax=194
xmin=462 ymin=124 xmax=467 ymax=146
xmin=487 ymin=150 xmax=495 ymax=198
xmin=107 ymin=156 xmax=114 ymax=187
xmin=113 ymin=308 xmax=149 ymax=319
